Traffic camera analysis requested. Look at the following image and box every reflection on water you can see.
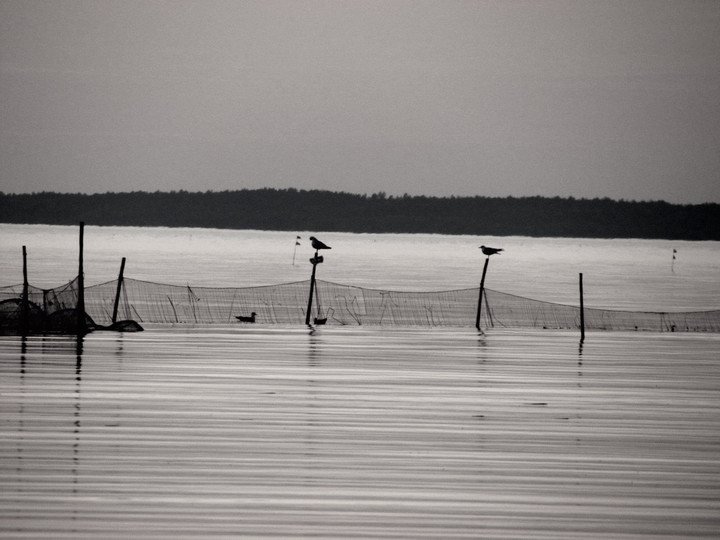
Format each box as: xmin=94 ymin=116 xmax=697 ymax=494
xmin=7 ymin=336 xmax=86 ymax=515
xmin=73 ymin=338 xmax=82 ymax=494
xmin=1 ymin=328 xmax=719 ymax=539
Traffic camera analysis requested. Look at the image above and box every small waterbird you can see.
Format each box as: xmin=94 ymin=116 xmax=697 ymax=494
xmin=309 ymin=236 xmax=331 ymax=250
xmin=480 ymin=245 xmax=503 ymax=256
xmin=235 ymin=312 xmax=256 ymax=323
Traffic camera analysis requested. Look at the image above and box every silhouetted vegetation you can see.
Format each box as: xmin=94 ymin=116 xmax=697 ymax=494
xmin=1 ymin=189 xmax=718 ymax=239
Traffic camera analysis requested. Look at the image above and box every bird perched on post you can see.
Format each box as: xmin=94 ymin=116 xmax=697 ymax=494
xmin=309 ymin=236 xmax=331 ymax=250
xmin=480 ymin=245 xmax=503 ymax=256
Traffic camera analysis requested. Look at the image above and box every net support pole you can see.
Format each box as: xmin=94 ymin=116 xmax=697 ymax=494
xmin=21 ymin=246 xmax=29 ymax=336
xmin=77 ymin=221 xmax=87 ymax=335
xmin=305 ymin=252 xmax=322 ymax=325
xmin=112 ymin=257 xmax=126 ymax=324
xmin=475 ymin=257 xmax=490 ymax=330
xmin=579 ymin=272 xmax=585 ymax=342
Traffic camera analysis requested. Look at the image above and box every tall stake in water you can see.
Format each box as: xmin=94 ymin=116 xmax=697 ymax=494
xmin=305 ymin=253 xmax=322 ymax=325
xmin=476 ymin=257 xmax=489 ymax=330
xmin=579 ymin=272 xmax=585 ymax=342
xmin=21 ymin=246 xmax=29 ymax=336
xmin=76 ymin=222 xmax=87 ymax=335
xmin=306 ymin=236 xmax=331 ymax=326
xmin=476 ymin=245 xmax=503 ymax=330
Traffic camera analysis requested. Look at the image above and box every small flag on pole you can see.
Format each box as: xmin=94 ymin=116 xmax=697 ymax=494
xmin=292 ymin=236 xmax=301 ymax=265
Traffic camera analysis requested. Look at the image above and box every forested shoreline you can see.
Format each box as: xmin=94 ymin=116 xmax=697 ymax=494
xmin=1 ymin=189 xmax=718 ymax=240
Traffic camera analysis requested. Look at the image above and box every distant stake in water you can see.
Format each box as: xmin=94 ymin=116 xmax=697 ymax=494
xmin=292 ymin=236 xmax=301 ymax=266
xmin=671 ymin=248 xmax=677 ymax=273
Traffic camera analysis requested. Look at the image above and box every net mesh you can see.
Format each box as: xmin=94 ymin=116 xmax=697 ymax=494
xmin=1 ymin=277 xmax=719 ymax=332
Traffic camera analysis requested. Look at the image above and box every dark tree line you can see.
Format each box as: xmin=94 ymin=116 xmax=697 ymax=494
xmin=1 ymin=189 xmax=718 ymax=240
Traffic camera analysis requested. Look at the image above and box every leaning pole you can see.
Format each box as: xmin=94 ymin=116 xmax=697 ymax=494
xmin=112 ymin=257 xmax=127 ymax=324
xmin=475 ymin=257 xmax=490 ymax=330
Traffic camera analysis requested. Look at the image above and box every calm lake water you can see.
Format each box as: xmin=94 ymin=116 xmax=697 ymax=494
xmin=1 ymin=225 xmax=719 ymax=538
xmin=2 ymin=224 xmax=720 ymax=310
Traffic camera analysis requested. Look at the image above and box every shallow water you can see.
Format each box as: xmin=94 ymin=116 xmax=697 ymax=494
xmin=1 ymin=327 xmax=719 ymax=539
xmin=1 ymin=225 xmax=719 ymax=538
xmin=2 ymin=224 xmax=719 ymax=310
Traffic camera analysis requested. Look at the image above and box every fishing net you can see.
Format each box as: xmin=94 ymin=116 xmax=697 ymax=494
xmin=1 ymin=277 xmax=719 ymax=333
xmin=0 ymin=277 xmax=100 ymax=334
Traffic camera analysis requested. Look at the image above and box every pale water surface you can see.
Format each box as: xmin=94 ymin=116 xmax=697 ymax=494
xmin=1 ymin=328 xmax=719 ymax=539
xmin=2 ymin=224 xmax=720 ymax=310
xmin=0 ymin=225 xmax=719 ymax=538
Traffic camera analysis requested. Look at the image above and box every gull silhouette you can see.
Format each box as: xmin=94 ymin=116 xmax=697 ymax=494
xmin=480 ymin=245 xmax=503 ymax=256
xmin=309 ymin=236 xmax=331 ymax=250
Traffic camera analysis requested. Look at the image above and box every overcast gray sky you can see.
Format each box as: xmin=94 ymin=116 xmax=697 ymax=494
xmin=1 ymin=0 xmax=719 ymax=203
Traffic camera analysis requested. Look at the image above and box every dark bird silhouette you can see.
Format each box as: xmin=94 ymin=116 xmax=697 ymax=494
xmin=309 ymin=236 xmax=331 ymax=250
xmin=235 ymin=312 xmax=256 ymax=323
xmin=480 ymin=245 xmax=503 ymax=256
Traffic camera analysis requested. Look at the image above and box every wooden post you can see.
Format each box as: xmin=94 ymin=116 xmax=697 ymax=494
xmin=305 ymin=252 xmax=321 ymax=326
xmin=475 ymin=257 xmax=490 ymax=330
xmin=579 ymin=272 xmax=585 ymax=342
xmin=21 ymin=246 xmax=29 ymax=336
xmin=77 ymin=222 xmax=87 ymax=335
xmin=112 ymin=257 xmax=126 ymax=324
